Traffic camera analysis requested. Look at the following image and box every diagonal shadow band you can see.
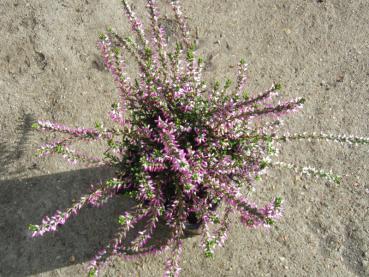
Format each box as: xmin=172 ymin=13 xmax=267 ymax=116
xmin=0 ymin=166 xmax=170 ymax=277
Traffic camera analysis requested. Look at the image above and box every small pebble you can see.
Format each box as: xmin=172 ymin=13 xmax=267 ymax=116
xmin=226 ymin=42 xmax=231 ymax=50
xmin=69 ymin=255 xmax=76 ymax=263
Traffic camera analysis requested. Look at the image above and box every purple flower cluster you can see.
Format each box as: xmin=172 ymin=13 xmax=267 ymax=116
xmin=29 ymin=0 xmax=369 ymax=276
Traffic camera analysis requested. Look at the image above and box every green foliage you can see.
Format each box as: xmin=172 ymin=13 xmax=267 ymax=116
xmin=274 ymin=197 xmax=283 ymax=208
xmin=118 ymin=215 xmax=127 ymax=225
xmin=265 ymin=218 xmax=275 ymax=225
xmin=88 ymin=269 xmax=96 ymax=277
xmin=274 ymin=83 xmax=282 ymax=91
xmin=31 ymin=123 xmax=39 ymax=129
xmin=224 ymin=79 xmax=232 ymax=90
xmin=55 ymin=145 xmax=64 ymax=154
xmin=210 ymin=215 xmax=220 ymax=224
xmin=28 ymin=224 xmax=39 ymax=232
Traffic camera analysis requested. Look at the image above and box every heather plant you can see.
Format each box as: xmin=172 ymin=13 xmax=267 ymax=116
xmin=28 ymin=0 xmax=369 ymax=276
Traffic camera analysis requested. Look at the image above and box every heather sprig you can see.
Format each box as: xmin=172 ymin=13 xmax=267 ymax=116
xmin=29 ymin=1 xmax=369 ymax=276
xmin=28 ymin=181 xmax=123 ymax=237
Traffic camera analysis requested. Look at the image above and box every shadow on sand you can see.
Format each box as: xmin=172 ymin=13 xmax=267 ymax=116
xmin=0 ymin=113 xmax=35 ymax=178
xmin=0 ymin=114 xmax=174 ymax=276
xmin=0 ymin=167 xmax=170 ymax=276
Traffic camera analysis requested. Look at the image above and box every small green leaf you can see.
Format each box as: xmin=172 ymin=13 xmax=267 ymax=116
xmin=274 ymin=197 xmax=283 ymax=208
xmin=127 ymin=191 xmax=138 ymax=198
xmin=98 ymin=33 xmax=106 ymax=40
xmin=88 ymin=268 xmax=96 ymax=277
xmin=204 ymin=251 xmax=214 ymax=258
xmin=242 ymin=90 xmax=249 ymax=100
xmin=144 ymin=47 xmax=152 ymax=57
xmin=224 ymin=79 xmax=232 ymax=90
xmin=111 ymin=102 xmax=118 ymax=109
xmin=147 ymin=190 xmax=154 ymax=199
xmin=158 ymin=207 xmax=165 ymax=215
xmin=210 ymin=215 xmax=220 ymax=224
xmin=31 ymin=123 xmax=39 ymax=129
xmin=191 ymin=173 xmax=199 ymax=181
xmin=94 ymin=121 xmax=102 ymax=129
xmin=28 ymin=224 xmax=39 ymax=232
xmin=333 ymin=175 xmax=342 ymax=184
xmin=118 ymin=215 xmax=127 ymax=225
xmin=260 ymin=160 xmax=269 ymax=170
xmin=153 ymin=149 xmax=162 ymax=157
xmin=55 ymin=145 xmax=64 ymax=154
xmin=212 ymin=197 xmax=221 ymax=205
xmin=184 ymin=183 xmax=192 ymax=191
xmin=265 ymin=218 xmax=275 ymax=225
xmin=189 ymin=42 xmax=196 ymax=51
xmin=106 ymin=179 xmax=122 ymax=187
xmin=107 ymin=139 xmax=117 ymax=148
xmin=125 ymin=36 xmax=133 ymax=44
xmin=112 ymin=47 xmax=121 ymax=56
xmin=274 ymin=83 xmax=282 ymax=91
xmin=106 ymin=26 xmax=113 ymax=33
xmin=176 ymin=42 xmax=182 ymax=52
xmin=298 ymin=98 xmax=306 ymax=104
xmin=186 ymin=49 xmax=194 ymax=62
xmin=146 ymin=59 xmax=152 ymax=68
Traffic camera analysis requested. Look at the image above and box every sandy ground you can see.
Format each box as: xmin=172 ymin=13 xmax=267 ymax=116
xmin=1 ymin=0 xmax=368 ymax=276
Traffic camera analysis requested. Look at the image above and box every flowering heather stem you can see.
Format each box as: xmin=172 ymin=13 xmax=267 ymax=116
xmin=88 ymin=208 xmax=152 ymax=276
xmin=242 ymin=84 xmax=280 ymax=107
xmin=35 ymin=136 xmax=75 ymax=156
xmin=163 ymin=238 xmax=183 ymax=277
xmin=163 ymin=199 xmax=186 ymax=277
xmin=113 ymin=238 xmax=171 ymax=263
xmin=275 ymin=132 xmax=369 ymax=145
xmin=211 ymin=96 xmax=303 ymax=131
xmin=121 ymin=0 xmax=148 ymax=46
xmin=235 ymin=60 xmax=248 ymax=96
xmin=97 ymin=33 xmax=133 ymax=127
xmin=130 ymin=206 xmax=162 ymax=250
xmin=113 ymin=35 xmax=156 ymax=80
xmin=37 ymin=143 xmax=104 ymax=165
xmin=213 ymin=206 xmax=232 ymax=248
xmin=28 ymin=182 xmax=122 ymax=237
xmin=271 ymin=161 xmax=342 ymax=184
xmin=156 ymin=117 xmax=191 ymax=176
xmin=206 ymin=176 xmax=267 ymax=224
xmin=34 ymin=120 xmax=101 ymax=139
xmin=230 ymin=97 xmax=304 ymax=124
xmin=147 ymin=0 xmax=169 ymax=78
xmin=169 ymin=0 xmax=191 ymax=47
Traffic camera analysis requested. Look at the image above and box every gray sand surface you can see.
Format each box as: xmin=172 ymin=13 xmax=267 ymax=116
xmin=0 ymin=0 xmax=368 ymax=276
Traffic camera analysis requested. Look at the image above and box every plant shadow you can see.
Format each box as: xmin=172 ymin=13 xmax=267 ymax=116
xmin=0 ymin=113 xmax=35 ymax=178
xmin=0 ymin=166 xmax=171 ymax=277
